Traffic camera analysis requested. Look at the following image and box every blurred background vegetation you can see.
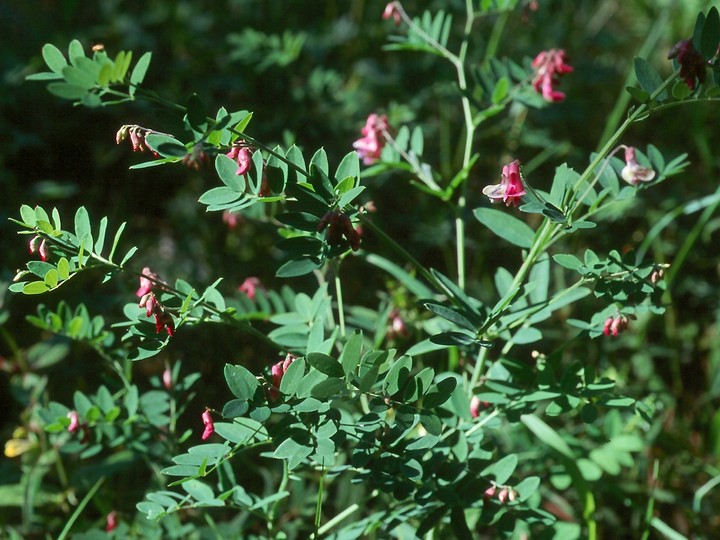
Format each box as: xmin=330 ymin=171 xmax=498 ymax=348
xmin=1 ymin=0 xmax=719 ymax=537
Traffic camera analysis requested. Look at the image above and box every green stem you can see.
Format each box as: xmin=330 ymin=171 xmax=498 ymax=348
xmin=334 ymin=270 xmax=346 ymax=338
xmin=57 ymin=477 xmax=105 ymax=540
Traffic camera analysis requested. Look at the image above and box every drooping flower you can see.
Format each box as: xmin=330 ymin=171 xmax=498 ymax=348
xmin=382 ymin=2 xmax=402 ymax=26
xmin=154 ymin=311 xmax=175 ymax=337
xmin=603 ymin=315 xmax=628 ymax=337
xmin=116 ymin=125 xmax=160 ymax=157
xmin=353 ymin=114 xmax=390 ymax=165
xmin=470 ymin=396 xmax=490 ymax=418
xmin=162 ymin=364 xmax=173 ymax=390
xmin=222 ymin=210 xmax=243 ymax=230
xmin=105 ymin=511 xmax=118 ymax=532
xmin=531 ymin=49 xmax=573 ymax=102
xmin=201 ymin=409 xmax=214 ymax=440
xmin=482 ymin=159 xmax=527 ymax=207
xmin=269 ymin=354 xmax=297 ymax=400
xmin=387 ymin=309 xmax=409 ymax=340
xmin=668 ymin=39 xmax=707 ymax=90
xmin=621 ymin=146 xmax=655 ymax=186
xmin=318 ymin=211 xmax=361 ymax=251
xmin=136 ymin=267 xmax=159 ymax=297
xmin=238 ymin=277 xmax=263 ymax=300
xmin=67 ymin=411 xmax=80 ymax=433
xmin=29 ymin=235 xmax=49 ymax=262
xmin=227 ymin=145 xmax=253 ymax=176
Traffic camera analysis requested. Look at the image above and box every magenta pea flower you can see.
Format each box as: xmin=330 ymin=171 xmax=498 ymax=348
xmin=353 ymin=114 xmax=390 ymax=165
xmin=136 ymin=267 xmax=159 ymax=297
xmin=29 ymin=235 xmax=49 ymax=262
xmin=67 ymin=410 xmax=80 ymax=433
xmin=269 ymin=354 xmax=297 ymax=400
xmin=603 ymin=315 xmax=629 ymax=337
xmin=201 ymin=409 xmax=214 ymax=440
xmin=227 ymin=145 xmax=253 ymax=176
xmin=383 ymin=2 xmax=402 ymax=26
xmin=482 ymin=159 xmax=527 ymax=207
xmin=668 ymin=39 xmax=707 ymax=90
xmin=105 ymin=511 xmax=118 ymax=532
xmin=531 ymin=49 xmax=573 ymax=102
xmin=238 ymin=277 xmax=263 ymax=300
xmin=621 ymin=146 xmax=655 ymax=186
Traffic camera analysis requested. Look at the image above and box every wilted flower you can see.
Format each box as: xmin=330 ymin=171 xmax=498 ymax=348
xmin=531 ymin=49 xmax=573 ymax=102
xmin=67 ymin=410 xmax=80 ymax=433
xmin=154 ymin=311 xmax=175 ymax=337
xmin=383 ymin=2 xmax=402 ymax=26
xmin=668 ymin=39 xmax=707 ymax=90
xmin=181 ymin=143 xmax=208 ymax=170
xmin=116 ymin=125 xmax=160 ymax=157
xmin=318 ymin=211 xmax=361 ymax=251
xmin=201 ymin=409 xmax=214 ymax=440
xmin=353 ymin=113 xmax=390 ymax=165
xmin=238 ymin=277 xmax=263 ymax=300
xmin=482 ymin=159 xmax=527 ymax=207
xmin=621 ymin=146 xmax=655 ymax=186
xmin=227 ymin=145 xmax=253 ymax=175
xmin=105 ymin=511 xmax=118 ymax=532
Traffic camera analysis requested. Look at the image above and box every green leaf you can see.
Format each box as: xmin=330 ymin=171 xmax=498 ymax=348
xmin=57 ymin=258 xmax=70 ymax=280
xmin=521 ymin=414 xmax=574 ymax=459
xmin=47 ymin=82 xmax=87 ymax=100
xmin=700 ymin=7 xmax=720 ymax=59
xmin=473 ymin=207 xmax=535 ymax=248
xmin=216 ymin=154 xmax=245 ymax=192
xmin=23 ymin=282 xmax=51 ymax=295
xmin=553 ymin=253 xmax=583 ymax=270
xmin=74 ymin=207 xmax=92 ymax=244
xmin=279 ymin=357 xmax=305 ymax=396
xmin=276 ymin=257 xmax=322 ymax=278
xmin=306 ymin=352 xmax=344 ymax=378
xmin=42 ymin=43 xmax=68 ymax=74
xmin=335 ymin=151 xmax=360 ymax=185
xmin=145 ymin=134 xmax=186 ymax=158
xmin=20 ymin=205 xmax=37 ymax=226
xmin=199 ymin=187 xmax=243 ymax=206
xmin=130 ymin=52 xmax=152 ymax=86
xmin=339 ymin=330 xmax=363 ymax=377
xmin=383 ymin=356 xmax=412 ymax=395
xmin=481 ymin=453 xmax=518 ymax=485
xmin=182 ymin=480 xmax=215 ymax=502
xmin=62 ymin=65 xmax=95 ymax=89
xmin=634 ymin=57 xmax=667 ymax=100
xmin=310 ymin=377 xmax=346 ymax=399
xmin=224 ymin=364 xmax=259 ymax=400
xmin=424 ymin=302 xmax=477 ymax=332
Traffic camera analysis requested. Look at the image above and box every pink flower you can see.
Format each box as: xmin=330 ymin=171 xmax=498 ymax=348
xmin=353 ymin=114 xmax=390 ymax=165
xmin=498 ymin=487 xmax=510 ymax=503
xmin=621 ymin=146 xmax=655 ymax=186
xmin=383 ymin=2 xmax=402 ymax=26
xmin=222 ymin=210 xmax=243 ymax=230
xmin=29 ymin=235 xmax=49 ymax=261
xmin=154 ymin=311 xmax=175 ymax=337
xmin=162 ymin=365 xmax=173 ymax=390
xmin=387 ymin=309 xmax=409 ymax=340
xmin=105 ymin=511 xmax=118 ymax=532
xmin=603 ymin=315 xmax=628 ymax=337
xmin=67 ymin=411 xmax=80 ymax=433
xmin=136 ymin=267 xmax=158 ymax=297
xmin=470 ymin=396 xmax=490 ymax=418
xmin=201 ymin=409 xmax=214 ymax=440
xmin=238 ymin=277 xmax=263 ymax=300
xmin=531 ymin=49 xmax=573 ymax=102
xmin=668 ymin=39 xmax=707 ymax=90
xmin=482 ymin=159 xmax=527 ymax=207
xmin=269 ymin=354 xmax=297 ymax=400
xmin=227 ymin=145 xmax=253 ymax=176
xmin=483 ymin=485 xmax=497 ymax=499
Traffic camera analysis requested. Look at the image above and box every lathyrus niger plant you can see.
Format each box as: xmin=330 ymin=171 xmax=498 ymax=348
xmin=3 ymin=2 xmax=720 ymax=539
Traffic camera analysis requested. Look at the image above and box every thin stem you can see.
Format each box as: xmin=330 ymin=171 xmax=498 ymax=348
xmin=334 ymin=271 xmax=346 ymax=338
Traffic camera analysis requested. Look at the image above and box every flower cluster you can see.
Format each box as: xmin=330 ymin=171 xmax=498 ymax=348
xmin=484 ymin=484 xmax=517 ymax=504
xmin=603 ymin=314 xmax=629 ymax=337
xmin=482 ymin=159 xmax=526 ymax=207
xmin=115 ymin=125 xmax=160 ymax=156
xmin=201 ymin=409 xmax=214 ymax=440
xmin=621 ymin=146 xmax=655 ymax=186
xmin=136 ymin=267 xmax=175 ymax=336
xmin=668 ymin=39 xmax=707 ymax=90
xmin=382 ymin=2 xmax=402 ymax=26
xmin=318 ymin=211 xmax=361 ymax=251
xmin=353 ymin=113 xmax=390 ymax=165
xmin=531 ymin=49 xmax=573 ymax=102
